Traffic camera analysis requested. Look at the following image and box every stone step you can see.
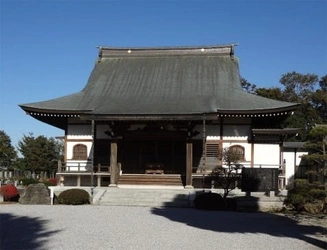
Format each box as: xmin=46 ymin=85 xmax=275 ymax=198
xmin=99 ymin=188 xmax=192 ymax=207
xmin=96 ymin=187 xmax=285 ymax=211
xmin=118 ymin=174 xmax=183 ymax=186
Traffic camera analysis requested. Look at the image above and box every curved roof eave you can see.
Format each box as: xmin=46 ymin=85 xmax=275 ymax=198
xmin=19 ymin=92 xmax=93 ymax=114
xmin=20 ymin=106 xmax=92 ymax=115
xmin=216 ymin=104 xmax=300 ymax=115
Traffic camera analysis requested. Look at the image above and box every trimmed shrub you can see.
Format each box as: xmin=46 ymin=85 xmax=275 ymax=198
xmin=20 ymin=178 xmax=39 ymax=186
xmin=294 ymin=179 xmax=309 ymax=188
xmin=284 ymin=193 xmax=306 ymax=211
xmin=308 ymin=189 xmax=326 ymax=200
xmin=284 ymin=179 xmax=327 ymax=213
xmin=193 ymin=192 xmax=224 ymax=210
xmin=0 ymin=185 xmax=19 ymax=201
xmin=58 ymin=189 xmax=90 ymax=205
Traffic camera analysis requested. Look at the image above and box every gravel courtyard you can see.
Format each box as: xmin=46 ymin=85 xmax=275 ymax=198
xmin=1 ymin=204 xmax=326 ymax=250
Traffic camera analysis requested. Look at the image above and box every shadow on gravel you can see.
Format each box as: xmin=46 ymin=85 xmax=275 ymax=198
xmin=151 ymin=207 xmax=327 ymax=249
xmin=0 ymin=212 xmax=61 ymax=250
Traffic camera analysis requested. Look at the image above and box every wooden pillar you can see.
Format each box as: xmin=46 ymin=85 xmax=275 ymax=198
xmin=77 ymin=175 xmax=81 ymax=186
xmin=64 ymin=136 xmax=68 ymax=163
xmin=251 ymin=142 xmax=254 ymax=168
xmin=279 ymin=141 xmax=283 ymax=168
xmin=185 ymin=142 xmax=193 ymax=189
xmin=251 ymin=126 xmax=254 ymax=168
xmin=91 ymin=120 xmax=96 ymax=193
xmin=109 ymin=142 xmax=118 ymax=187
xmin=97 ymin=175 xmax=101 ymax=187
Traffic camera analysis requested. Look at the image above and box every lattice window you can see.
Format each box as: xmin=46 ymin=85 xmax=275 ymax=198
xmin=204 ymin=141 xmax=221 ymax=166
xmin=229 ymin=145 xmax=245 ymax=161
xmin=206 ymin=143 xmax=220 ymax=158
xmin=73 ymin=144 xmax=87 ymax=160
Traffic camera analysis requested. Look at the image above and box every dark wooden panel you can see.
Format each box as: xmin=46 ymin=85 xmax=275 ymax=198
xmin=241 ymin=168 xmax=278 ymax=192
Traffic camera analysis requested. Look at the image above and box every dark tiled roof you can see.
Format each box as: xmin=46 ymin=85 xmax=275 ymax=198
xmin=20 ymin=45 xmax=299 ymax=118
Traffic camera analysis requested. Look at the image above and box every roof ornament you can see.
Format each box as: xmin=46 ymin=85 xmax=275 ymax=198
xmin=230 ymin=44 xmax=235 ymax=59
xmin=97 ymin=46 xmax=103 ymax=63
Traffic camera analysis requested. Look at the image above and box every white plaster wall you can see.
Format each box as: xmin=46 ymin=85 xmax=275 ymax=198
xmin=253 ymin=144 xmax=280 ymax=167
xmin=65 ymin=139 xmax=93 ymax=172
xmin=283 ymin=151 xmax=308 ymax=186
xmin=66 ymin=140 xmax=93 ymax=160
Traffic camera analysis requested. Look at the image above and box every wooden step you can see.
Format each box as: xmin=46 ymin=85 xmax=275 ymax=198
xmin=118 ymin=174 xmax=183 ymax=186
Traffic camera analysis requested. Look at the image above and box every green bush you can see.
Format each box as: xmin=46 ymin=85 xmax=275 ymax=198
xmin=308 ymin=189 xmax=326 ymax=200
xmin=58 ymin=189 xmax=90 ymax=205
xmin=294 ymin=179 xmax=309 ymax=188
xmin=193 ymin=192 xmax=224 ymax=210
xmin=19 ymin=178 xmax=39 ymax=186
xmin=284 ymin=193 xmax=306 ymax=211
xmin=284 ymin=179 xmax=327 ymax=213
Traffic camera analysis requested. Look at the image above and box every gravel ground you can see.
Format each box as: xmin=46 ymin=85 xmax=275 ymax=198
xmin=0 ymin=204 xmax=326 ymax=250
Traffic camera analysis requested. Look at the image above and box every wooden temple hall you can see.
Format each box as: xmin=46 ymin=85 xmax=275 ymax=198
xmin=20 ymin=44 xmax=299 ymax=188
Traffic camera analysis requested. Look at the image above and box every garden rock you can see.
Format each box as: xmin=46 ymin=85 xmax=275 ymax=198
xmin=19 ymin=183 xmax=51 ymax=205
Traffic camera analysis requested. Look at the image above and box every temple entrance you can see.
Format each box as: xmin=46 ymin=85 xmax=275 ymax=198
xmin=94 ymin=137 xmax=203 ymax=175
xmin=93 ymin=124 xmax=204 ymax=178
xmin=121 ymin=140 xmax=186 ymax=174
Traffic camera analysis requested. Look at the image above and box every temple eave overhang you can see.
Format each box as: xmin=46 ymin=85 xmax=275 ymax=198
xmin=217 ymin=105 xmax=299 ymax=117
xmin=252 ymin=128 xmax=301 ymax=136
xmin=28 ymin=112 xmax=81 ymax=118
xmin=80 ymin=114 xmax=210 ymax=121
xmin=23 ymin=110 xmax=296 ymax=121
xmin=20 ymin=106 xmax=90 ymax=117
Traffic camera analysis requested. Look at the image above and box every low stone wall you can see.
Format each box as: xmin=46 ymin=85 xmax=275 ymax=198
xmin=195 ymin=189 xmax=286 ymax=212
xmin=236 ymin=198 xmax=284 ymax=212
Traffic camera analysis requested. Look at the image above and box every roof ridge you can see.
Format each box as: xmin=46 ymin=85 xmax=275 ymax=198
xmin=98 ymin=44 xmax=237 ymax=60
xmin=97 ymin=44 xmax=237 ymax=50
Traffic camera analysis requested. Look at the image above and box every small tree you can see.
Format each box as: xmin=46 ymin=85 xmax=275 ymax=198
xmin=17 ymin=133 xmax=62 ymax=176
xmin=211 ymin=147 xmax=242 ymax=199
xmin=0 ymin=130 xmax=17 ymax=170
xmin=302 ymin=125 xmax=327 ymax=187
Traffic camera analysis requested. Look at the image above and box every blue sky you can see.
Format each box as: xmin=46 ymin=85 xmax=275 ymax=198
xmin=0 ymin=0 xmax=326 ymax=148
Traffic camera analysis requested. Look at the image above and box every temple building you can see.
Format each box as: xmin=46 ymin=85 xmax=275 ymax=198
xmin=20 ymin=44 xmax=304 ymax=189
